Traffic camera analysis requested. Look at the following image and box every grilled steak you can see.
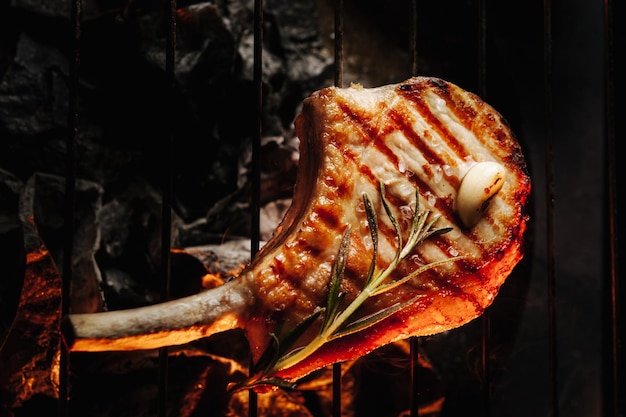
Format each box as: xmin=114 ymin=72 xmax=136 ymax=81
xmin=63 ymin=76 xmax=531 ymax=384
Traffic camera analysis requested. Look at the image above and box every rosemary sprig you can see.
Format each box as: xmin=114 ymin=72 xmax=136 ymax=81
xmin=230 ymin=183 xmax=460 ymax=392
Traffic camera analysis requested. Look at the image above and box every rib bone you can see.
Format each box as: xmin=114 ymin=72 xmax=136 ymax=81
xmin=63 ymin=278 xmax=252 ymax=351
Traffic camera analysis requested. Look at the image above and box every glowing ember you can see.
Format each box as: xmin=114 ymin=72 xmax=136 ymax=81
xmin=0 ymin=223 xmax=62 ymax=408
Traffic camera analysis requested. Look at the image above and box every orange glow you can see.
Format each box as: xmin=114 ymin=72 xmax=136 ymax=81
xmin=202 ymin=263 xmax=246 ymax=289
xmin=25 ymin=245 xmax=50 ymax=264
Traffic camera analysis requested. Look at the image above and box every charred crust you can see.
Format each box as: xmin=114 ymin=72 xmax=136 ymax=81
xmin=426 ymin=77 xmax=452 ymax=96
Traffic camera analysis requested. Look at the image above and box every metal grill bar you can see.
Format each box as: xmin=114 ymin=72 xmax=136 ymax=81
xmin=332 ymin=1 xmax=344 ymax=415
xmin=477 ymin=2 xmax=492 ymax=416
xmin=60 ymin=0 xmax=82 ymax=414
xmin=157 ymin=0 xmax=178 ymax=415
xmin=249 ymin=0 xmax=264 ymax=415
xmin=542 ymin=1 xmax=558 ymax=416
xmin=604 ymin=1 xmax=622 ymax=415
xmin=408 ymin=3 xmax=420 ymax=416
xmin=333 ymin=0 xmax=344 ymax=88
xmin=251 ymin=0 xmax=264 ymax=258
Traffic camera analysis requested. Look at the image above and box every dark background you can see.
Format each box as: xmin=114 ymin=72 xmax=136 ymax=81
xmin=1 ymin=0 xmax=624 ymax=416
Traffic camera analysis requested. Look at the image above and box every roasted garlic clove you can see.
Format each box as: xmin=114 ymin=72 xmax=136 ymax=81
xmin=456 ymin=161 xmax=506 ymax=227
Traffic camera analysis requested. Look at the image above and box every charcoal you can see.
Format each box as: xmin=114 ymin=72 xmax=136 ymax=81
xmin=0 ymin=169 xmax=24 ymax=345
xmin=27 ymin=172 xmax=106 ymax=314
xmin=0 ymin=173 xmax=63 ymax=410
xmin=97 ymin=178 xmax=180 ymax=289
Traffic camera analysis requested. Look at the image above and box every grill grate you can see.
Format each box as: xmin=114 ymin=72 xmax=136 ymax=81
xmin=51 ymin=0 xmax=624 ymax=416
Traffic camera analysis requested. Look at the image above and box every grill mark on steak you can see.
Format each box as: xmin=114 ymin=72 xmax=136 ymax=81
xmin=313 ymin=205 xmax=341 ymax=229
xmin=336 ymin=101 xmax=441 ymax=210
xmin=393 ymin=90 xmax=521 ymax=265
xmin=321 ymin=113 xmax=475 ymax=293
xmin=335 ymin=99 xmax=481 ymax=277
xmin=397 ymin=84 xmax=471 ymax=160
xmin=387 ymin=108 xmax=459 ymax=185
